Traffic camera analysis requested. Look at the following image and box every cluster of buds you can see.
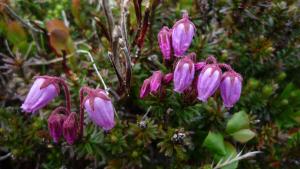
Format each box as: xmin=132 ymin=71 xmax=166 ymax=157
xmin=140 ymin=71 xmax=173 ymax=98
xmin=141 ymin=11 xmax=243 ymax=108
xmin=21 ymin=76 xmax=115 ymax=144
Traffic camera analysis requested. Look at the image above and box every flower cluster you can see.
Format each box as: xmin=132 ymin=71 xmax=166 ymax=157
xmin=141 ymin=12 xmax=242 ymax=108
xmin=21 ymin=76 xmax=115 ymax=144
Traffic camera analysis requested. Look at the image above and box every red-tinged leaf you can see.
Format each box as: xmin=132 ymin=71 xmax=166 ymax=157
xmin=46 ymin=19 xmax=71 ymax=56
xmin=6 ymin=21 xmax=27 ymax=47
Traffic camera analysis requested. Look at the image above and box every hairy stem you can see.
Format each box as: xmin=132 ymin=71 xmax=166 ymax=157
xmin=57 ymin=78 xmax=72 ymax=114
xmin=76 ymin=50 xmax=109 ymax=93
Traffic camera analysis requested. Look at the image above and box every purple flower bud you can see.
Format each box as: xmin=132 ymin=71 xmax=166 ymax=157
xmin=63 ymin=112 xmax=78 ymax=144
xmin=149 ymin=71 xmax=164 ymax=93
xmin=158 ymin=26 xmax=172 ymax=60
xmin=172 ymin=12 xmax=196 ymax=57
xmin=174 ymin=56 xmax=195 ymax=93
xmin=21 ymin=78 xmax=59 ymax=113
xmin=48 ymin=112 xmax=66 ymax=143
xmin=163 ymin=73 xmax=173 ymax=84
xmin=220 ymin=71 xmax=242 ymax=108
xmin=197 ymin=64 xmax=222 ymax=101
xmin=140 ymin=78 xmax=151 ymax=98
xmin=84 ymin=89 xmax=115 ymax=131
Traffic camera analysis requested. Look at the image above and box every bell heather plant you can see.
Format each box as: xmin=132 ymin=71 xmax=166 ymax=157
xmin=4 ymin=1 xmax=298 ymax=168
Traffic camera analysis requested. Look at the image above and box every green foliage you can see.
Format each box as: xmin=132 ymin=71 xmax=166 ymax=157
xmin=1 ymin=0 xmax=300 ymax=168
xmin=226 ymin=111 xmax=250 ymax=133
xmin=203 ymin=131 xmax=226 ymax=156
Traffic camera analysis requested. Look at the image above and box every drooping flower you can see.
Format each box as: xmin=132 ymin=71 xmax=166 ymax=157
xmin=220 ymin=71 xmax=242 ymax=108
xmin=172 ymin=12 xmax=196 ymax=57
xmin=84 ymin=89 xmax=115 ymax=131
xmin=158 ymin=26 xmax=172 ymax=60
xmin=173 ymin=55 xmax=195 ymax=93
xmin=63 ymin=112 xmax=78 ymax=144
xmin=140 ymin=78 xmax=151 ymax=98
xmin=21 ymin=77 xmax=59 ymax=113
xmin=149 ymin=71 xmax=164 ymax=93
xmin=197 ymin=64 xmax=222 ymax=102
xmin=48 ymin=108 xmax=66 ymax=143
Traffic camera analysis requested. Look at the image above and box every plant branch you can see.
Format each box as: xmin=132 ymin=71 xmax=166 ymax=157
xmin=0 ymin=3 xmax=42 ymax=33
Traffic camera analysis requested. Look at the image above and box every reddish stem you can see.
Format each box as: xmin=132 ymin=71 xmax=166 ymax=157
xmin=62 ymin=51 xmax=72 ymax=77
xmin=57 ymin=78 xmax=72 ymax=114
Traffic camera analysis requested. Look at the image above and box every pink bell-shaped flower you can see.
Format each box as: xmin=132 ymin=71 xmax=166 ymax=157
xmin=84 ymin=89 xmax=115 ymax=131
xmin=197 ymin=64 xmax=222 ymax=102
xmin=158 ymin=26 xmax=172 ymax=60
xmin=173 ymin=54 xmax=195 ymax=93
xmin=140 ymin=78 xmax=151 ymax=98
xmin=172 ymin=12 xmax=196 ymax=57
xmin=21 ymin=77 xmax=59 ymax=113
xmin=63 ymin=112 xmax=78 ymax=144
xmin=149 ymin=71 xmax=164 ymax=93
xmin=220 ymin=71 xmax=242 ymax=108
xmin=48 ymin=107 xmax=67 ymax=143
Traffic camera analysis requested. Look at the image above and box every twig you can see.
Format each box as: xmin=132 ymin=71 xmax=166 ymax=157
xmin=136 ymin=2 xmax=151 ymax=49
xmin=0 ymin=152 xmax=11 ymax=161
xmin=101 ymin=0 xmax=115 ymax=42
xmin=76 ymin=50 xmax=109 ymax=93
xmin=212 ymin=151 xmax=262 ymax=169
xmin=25 ymin=54 xmax=73 ymax=66
xmin=120 ymin=0 xmax=130 ymax=50
xmin=142 ymin=106 xmax=152 ymax=120
xmin=24 ymin=42 xmax=34 ymax=60
xmin=62 ymin=10 xmax=69 ymax=27
xmin=62 ymin=51 xmax=72 ymax=76
xmin=102 ymin=0 xmax=124 ymax=88
xmin=4 ymin=40 xmax=14 ymax=57
xmin=0 ymin=3 xmax=42 ymax=33
xmin=1 ymin=3 xmax=44 ymax=53
xmin=93 ymin=16 xmax=111 ymax=41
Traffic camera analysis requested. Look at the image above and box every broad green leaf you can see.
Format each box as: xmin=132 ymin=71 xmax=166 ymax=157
xmin=231 ymin=129 xmax=256 ymax=143
xmin=226 ymin=111 xmax=249 ymax=134
xmin=203 ymin=131 xmax=226 ymax=155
